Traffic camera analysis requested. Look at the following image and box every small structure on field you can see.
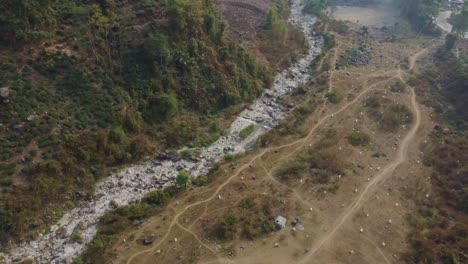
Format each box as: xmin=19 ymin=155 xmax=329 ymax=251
xmin=275 ymin=216 xmax=287 ymax=229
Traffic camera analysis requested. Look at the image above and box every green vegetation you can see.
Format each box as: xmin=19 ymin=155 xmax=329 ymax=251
xmin=404 ymin=133 xmax=468 ymax=264
xmin=224 ymin=153 xmax=240 ymax=162
xmin=276 ymin=129 xmax=344 ymax=187
xmin=0 ymin=0 xmax=275 ymax=243
xmin=181 ymin=148 xmax=201 ymax=160
xmin=259 ymin=90 xmax=321 ymax=148
xmin=192 ymin=164 xmax=220 ymax=187
xmin=70 ymin=233 xmax=84 ymax=243
xmin=81 ymin=162 xmax=222 ymax=262
xmin=0 ymin=0 xmax=56 ymax=44
xmin=176 ymin=170 xmax=191 ymax=188
xmin=323 ymin=33 xmax=336 ymax=49
xmin=325 ymin=92 xmax=340 ymax=103
xmin=364 ymin=95 xmax=413 ymax=132
xmin=143 ymin=190 xmax=170 ymax=207
xmin=213 ymin=196 xmax=275 ymax=240
xmin=334 ymin=21 xmax=349 ymax=35
xmin=391 ymin=80 xmax=406 ymax=93
xmin=80 ymin=187 xmax=178 ymax=263
xmin=239 ymin=124 xmax=255 ymax=140
xmin=444 ymin=33 xmax=458 ymax=54
xmin=451 ymin=2 xmax=468 ymax=35
xmin=259 ymin=0 xmax=309 ymax=68
xmin=409 ymin=47 xmax=467 ymax=127
xmin=278 ymin=104 xmax=316 ymax=136
xmin=396 ymin=0 xmax=441 ymax=33
xmin=401 ymin=26 xmax=467 ymax=263
xmin=347 ymin=131 xmax=370 ymax=146
xmin=303 ymin=0 xmax=329 ymax=16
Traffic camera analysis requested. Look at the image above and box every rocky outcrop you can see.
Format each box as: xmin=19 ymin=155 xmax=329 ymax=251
xmin=0 ymin=86 xmax=10 ymax=103
xmin=4 ymin=1 xmax=323 ymax=263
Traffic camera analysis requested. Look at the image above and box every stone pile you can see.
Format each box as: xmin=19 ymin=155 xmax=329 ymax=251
xmin=347 ymin=49 xmax=370 ymax=66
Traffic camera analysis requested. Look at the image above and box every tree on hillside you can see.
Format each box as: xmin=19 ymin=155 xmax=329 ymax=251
xmin=145 ymin=32 xmax=172 ymax=66
xmin=176 ymin=170 xmax=190 ymax=188
xmin=452 ymin=3 xmax=468 ymax=35
xmin=146 ymin=93 xmax=179 ymax=122
xmin=264 ymin=6 xmax=288 ymax=45
xmin=444 ymin=33 xmax=458 ymax=52
xmin=396 ymin=0 xmax=441 ymax=32
xmin=265 ymin=6 xmax=278 ymax=29
xmin=0 ymin=0 xmax=56 ymax=44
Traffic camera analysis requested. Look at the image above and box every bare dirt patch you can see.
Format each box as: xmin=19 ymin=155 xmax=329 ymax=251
xmin=330 ymin=4 xmax=401 ymax=28
xmin=214 ymin=0 xmax=271 ymax=42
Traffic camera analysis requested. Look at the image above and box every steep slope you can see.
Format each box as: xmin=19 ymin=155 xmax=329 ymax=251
xmin=0 ymin=0 xmax=276 ymax=244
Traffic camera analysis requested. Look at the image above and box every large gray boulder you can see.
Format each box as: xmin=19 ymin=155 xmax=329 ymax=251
xmin=0 ymin=86 xmax=10 ymax=103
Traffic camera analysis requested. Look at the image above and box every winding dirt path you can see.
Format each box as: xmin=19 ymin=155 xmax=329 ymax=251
xmin=297 ymin=49 xmax=426 ymax=264
xmin=125 ymin=48 xmax=382 ymax=264
xmin=409 ymin=48 xmax=428 ymax=70
xmin=125 ymin=40 xmax=432 ymax=264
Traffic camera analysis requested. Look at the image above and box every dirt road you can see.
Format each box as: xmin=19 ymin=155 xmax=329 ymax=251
xmin=297 ymin=49 xmax=426 ymax=264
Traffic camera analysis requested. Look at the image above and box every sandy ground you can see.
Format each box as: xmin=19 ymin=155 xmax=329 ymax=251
xmin=330 ymin=5 xmax=401 ymax=27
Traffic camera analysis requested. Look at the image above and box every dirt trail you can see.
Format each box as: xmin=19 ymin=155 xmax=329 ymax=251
xmin=125 ymin=49 xmax=378 ymax=264
xmin=297 ymin=49 xmax=426 ymax=264
xmin=362 ymin=235 xmax=391 ymax=264
xmin=175 ymin=222 xmax=218 ymax=256
xmin=127 ymin=70 xmax=393 ymax=264
xmin=125 ymin=149 xmax=269 ymax=264
xmin=261 ymin=164 xmax=315 ymax=210
xmin=409 ymin=48 xmax=427 ymax=70
xmin=126 ymin=41 xmax=432 ymax=264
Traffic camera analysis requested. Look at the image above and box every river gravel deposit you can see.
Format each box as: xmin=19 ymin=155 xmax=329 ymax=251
xmin=3 ymin=1 xmax=322 ymax=263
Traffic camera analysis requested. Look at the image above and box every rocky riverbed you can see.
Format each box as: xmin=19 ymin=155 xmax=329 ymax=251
xmin=2 ymin=1 xmax=322 ymax=263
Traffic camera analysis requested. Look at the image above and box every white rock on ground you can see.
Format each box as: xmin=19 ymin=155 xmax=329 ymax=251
xmin=4 ymin=1 xmax=323 ymax=263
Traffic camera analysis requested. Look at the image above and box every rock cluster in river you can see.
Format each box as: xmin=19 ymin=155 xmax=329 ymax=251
xmin=3 ymin=1 xmax=322 ymax=263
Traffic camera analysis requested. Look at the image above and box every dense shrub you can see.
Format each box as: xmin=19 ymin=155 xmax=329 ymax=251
xmin=213 ymin=196 xmax=275 ymax=241
xmin=326 ymin=92 xmax=340 ymax=103
xmin=365 ymin=95 xmax=413 ymax=132
xmin=143 ymin=190 xmax=170 ymax=207
xmin=348 ymin=131 xmax=370 ymax=146
xmin=323 ymin=33 xmax=336 ymax=49
xmin=403 ymin=134 xmax=468 ymax=263
xmin=176 ymin=170 xmax=190 ymax=188
xmin=239 ymin=125 xmax=255 ymax=140
xmin=277 ymin=142 xmax=344 ymax=185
